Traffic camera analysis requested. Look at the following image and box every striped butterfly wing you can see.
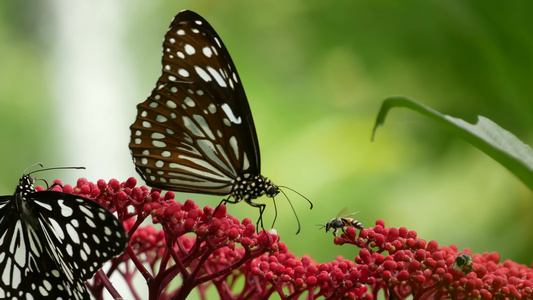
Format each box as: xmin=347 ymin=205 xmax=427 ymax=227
xmin=130 ymin=10 xmax=261 ymax=195
xmin=0 ymin=175 xmax=128 ymax=299
xmin=0 ymin=196 xmax=82 ymax=299
xmin=32 ymin=191 xmax=128 ymax=280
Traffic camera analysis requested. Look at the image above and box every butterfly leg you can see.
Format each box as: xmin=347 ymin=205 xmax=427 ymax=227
xmin=201 ymin=196 xmax=238 ymax=224
xmin=243 ymin=200 xmax=267 ymax=234
xmin=47 ymin=181 xmax=64 ymax=190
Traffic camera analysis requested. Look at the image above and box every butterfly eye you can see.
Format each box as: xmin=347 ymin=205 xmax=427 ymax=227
xmin=266 ymin=185 xmax=279 ymax=197
xmin=129 ymin=10 xmax=312 ymax=232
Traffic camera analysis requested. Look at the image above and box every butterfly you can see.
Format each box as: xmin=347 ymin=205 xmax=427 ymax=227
xmin=129 ymin=10 xmax=312 ymax=232
xmin=0 ymin=165 xmax=128 ymax=299
xmin=318 ymin=207 xmax=363 ymax=236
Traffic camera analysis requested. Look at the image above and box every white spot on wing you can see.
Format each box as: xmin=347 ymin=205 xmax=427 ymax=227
xmin=242 ymin=152 xmax=251 ymax=171
xmin=208 ymin=104 xmax=217 ymax=114
xmin=202 ymin=47 xmax=213 ymax=57
xmin=195 ymin=66 xmax=212 ymax=82
xmin=182 ymin=116 xmax=204 ymax=137
xmin=207 ymin=67 xmax=227 ymax=88
xmin=152 ymin=140 xmax=167 ymax=148
xmin=221 ymin=104 xmax=242 ymax=124
xmin=184 ymin=44 xmax=196 ymax=55
xmin=166 ymin=100 xmax=177 ymax=109
xmin=229 ymin=136 xmax=240 ymax=160
xmin=178 ymin=69 xmax=190 ymax=77
xmin=12 ymin=222 xmax=26 ymax=267
xmin=184 ymin=97 xmax=195 ymax=107
xmin=49 ymin=218 xmax=65 ymax=240
xmin=66 ymin=223 xmax=80 ymax=244
xmin=214 ymin=37 xmax=222 ymax=48
xmin=156 ymin=115 xmax=168 ymax=123
xmin=193 ymin=115 xmax=215 ymax=140
xmin=151 ymin=132 xmax=165 ymax=139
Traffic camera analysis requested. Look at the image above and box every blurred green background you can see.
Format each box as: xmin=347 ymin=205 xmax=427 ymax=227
xmin=1 ymin=0 xmax=532 ymax=294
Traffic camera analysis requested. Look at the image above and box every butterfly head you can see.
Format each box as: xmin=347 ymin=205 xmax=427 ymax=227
xmin=16 ymin=164 xmax=86 ymax=195
xmin=15 ymin=174 xmax=36 ymax=195
xmin=265 ymin=182 xmax=279 ymax=198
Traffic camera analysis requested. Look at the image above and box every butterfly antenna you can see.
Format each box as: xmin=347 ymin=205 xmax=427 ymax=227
xmin=278 ymin=185 xmax=313 ymax=209
xmin=23 ymin=164 xmax=85 ymax=191
xmin=23 ymin=162 xmax=44 ymax=174
xmin=279 ymin=188 xmax=302 ymax=234
xmin=28 ymin=165 xmax=86 ymax=175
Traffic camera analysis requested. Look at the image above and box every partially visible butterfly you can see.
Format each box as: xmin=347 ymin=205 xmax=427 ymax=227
xmin=129 ymin=10 xmax=312 ymax=232
xmin=453 ymin=254 xmax=475 ymax=274
xmin=318 ymin=207 xmax=363 ymax=236
xmin=0 ymin=164 xmax=128 ymax=299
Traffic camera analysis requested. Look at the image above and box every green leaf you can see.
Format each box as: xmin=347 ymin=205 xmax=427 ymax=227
xmin=372 ymin=96 xmax=533 ymax=190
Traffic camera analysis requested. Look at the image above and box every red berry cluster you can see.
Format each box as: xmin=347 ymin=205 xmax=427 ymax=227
xmin=41 ymin=178 xmax=533 ymax=300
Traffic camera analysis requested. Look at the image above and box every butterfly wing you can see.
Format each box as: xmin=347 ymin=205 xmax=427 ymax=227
xmin=0 ymin=195 xmax=90 ymax=299
xmin=130 ymin=10 xmax=261 ymax=195
xmin=0 ymin=191 xmax=127 ymax=300
xmin=32 ymin=191 xmax=128 ymax=280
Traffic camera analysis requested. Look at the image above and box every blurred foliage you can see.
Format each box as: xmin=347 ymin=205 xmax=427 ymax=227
xmin=1 ymin=0 xmax=532 ymax=285
xmin=374 ymin=97 xmax=533 ymax=189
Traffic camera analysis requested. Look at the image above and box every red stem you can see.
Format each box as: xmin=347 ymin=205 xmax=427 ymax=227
xmin=126 ymin=244 xmax=153 ymax=281
xmin=94 ymin=269 xmax=123 ymax=299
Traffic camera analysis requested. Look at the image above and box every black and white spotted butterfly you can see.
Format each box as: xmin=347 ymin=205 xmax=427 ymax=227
xmin=130 ymin=10 xmax=312 ymax=232
xmin=0 ymin=165 xmax=128 ymax=299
